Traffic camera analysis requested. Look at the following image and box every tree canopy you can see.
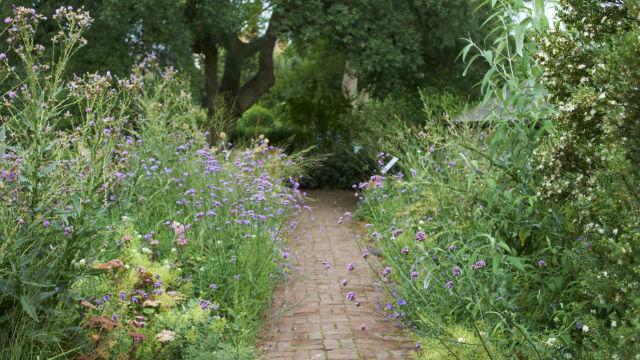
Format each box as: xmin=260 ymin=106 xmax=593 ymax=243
xmin=2 ymin=0 xmax=490 ymax=141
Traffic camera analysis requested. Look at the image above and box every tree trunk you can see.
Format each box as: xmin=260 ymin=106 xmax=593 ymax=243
xmin=198 ymin=13 xmax=280 ymax=146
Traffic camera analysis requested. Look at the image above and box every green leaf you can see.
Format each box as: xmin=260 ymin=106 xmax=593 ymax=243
xmin=20 ymin=296 xmax=39 ymax=322
xmin=507 ymin=256 xmax=525 ymax=271
xmin=461 ymin=42 xmax=474 ymax=62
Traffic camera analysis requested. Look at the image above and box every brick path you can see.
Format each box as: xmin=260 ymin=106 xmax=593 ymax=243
xmin=260 ymin=190 xmax=414 ymax=359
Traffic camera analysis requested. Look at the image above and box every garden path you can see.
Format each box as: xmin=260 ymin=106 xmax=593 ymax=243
xmin=260 ymin=190 xmax=414 ymax=359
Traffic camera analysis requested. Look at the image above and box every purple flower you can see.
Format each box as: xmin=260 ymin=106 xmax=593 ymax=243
xmin=131 ymin=296 xmax=138 ymax=303
xmin=199 ymin=299 xmax=212 ymax=310
xmin=119 ymin=291 xmax=126 ymax=301
xmin=472 ymin=260 xmax=487 ymax=270
xmin=153 ymin=281 xmax=162 ymax=288
xmin=448 ymin=245 xmax=457 ymax=252
xmin=410 ymin=271 xmax=419 ymax=280
xmin=391 ymin=228 xmax=403 ymax=238
xmin=445 ymin=279 xmax=454 ymax=289
xmin=401 ymin=246 xmax=409 ymax=255
xmin=43 ymin=220 xmax=50 ymax=228
xmin=452 ymin=266 xmax=461 ymax=277
xmin=362 ymin=250 xmax=370 ymax=258
xmin=346 ymin=263 xmax=355 ymax=271
xmin=382 ymin=266 xmax=392 ymax=277
xmin=346 ymin=291 xmax=357 ymax=301
xmin=0 ymin=53 xmax=6 ymax=61
xmin=282 ymin=251 xmax=290 ymax=259
xmin=398 ymin=299 xmax=407 ymax=306
xmin=4 ymin=17 xmax=12 ymax=24
xmin=209 ymin=283 xmax=218 ymax=291
xmin=7 ymin=91 xmax=17 ymax=99
xmin=537 ymin=259 xmax=546 ymax=268
xmin=63 ymin=226 xmax=73 ymax=237
xmin=415 ymin=231 xmax=426 ymax=242
xmin=341 ymin=279 xmax=348 ymax=286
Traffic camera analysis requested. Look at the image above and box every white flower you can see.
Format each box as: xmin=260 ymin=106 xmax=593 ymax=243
xmin=457 ymin=337 xmax=466 ymax=343
xmin=156 ymin=330 xmax=176 ymax=343
xmin=582 ymin=325 xmax=590 ymax=333
xmin=545 ymin=337 xmax=557 ymax=346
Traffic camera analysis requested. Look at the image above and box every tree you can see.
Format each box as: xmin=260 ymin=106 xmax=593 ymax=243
xmin=2 ymin=0 xmax=491 ymax=143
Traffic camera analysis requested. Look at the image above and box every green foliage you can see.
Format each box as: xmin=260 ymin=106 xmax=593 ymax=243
xmin=0 ymin=8 xmax=302 ymax=359
xmin=355 ymin=0 xmax=640 ymax=358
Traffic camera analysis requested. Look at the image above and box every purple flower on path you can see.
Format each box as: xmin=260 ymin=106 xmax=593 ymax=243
xmin=445 ymin=280 xmax=454 ymax=289
xmin=362 ymin=250 xmax=370 ymax=258
xmin=337 ymin=217 xmax=343 ymax=224
xmin=321 ymin=260 xmax=331 ymax=269
xmin=360 ymin=324 xmax=366 ymax=331
xmin=344 ymin=211 xmax=352 ymax=220
xmin=415 ymin=231 xmax=426 ymax=242
xmin=537 ymin=259 xmax=546 ymax=268
xmin=410 ymin=271 xmax=419 ymax=280
xmin=4 ymin=17 xmax=12 ymax=24
xmin=452 ymin=266 xmax=461 ymax=277
xmin=401 ymin=246 xmax=409 ymax=255
xmin=472 ymin=260 xmax=487 ymax=270
xmin=282 ymin=251 xmax=290 ymax=259
xmin=346 ymin=291 xmax=357 ymax=301
xmin=382 ymin=267 xmax=392 ymax=277
xmin=43 ymin=220 xmax=50 ymax=228
xmin=398 ymin=299 xmax=407 ymax=306
xmin=346 ymin=263 xmax=355 ymax=271
xmin=341 ymin=279 xmax=348 ymax=287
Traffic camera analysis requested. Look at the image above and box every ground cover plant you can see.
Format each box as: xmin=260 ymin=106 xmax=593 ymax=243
xmin=354 ymin=0 xmax=640 ymax=358
xmin=0 ymin=7 xmax=303 ymax=359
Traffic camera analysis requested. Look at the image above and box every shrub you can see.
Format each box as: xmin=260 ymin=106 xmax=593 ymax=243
xmin=355 ymin=0 xmax=639 ymax=358
xmin=0 ymin=7 xmax=304 ymax=359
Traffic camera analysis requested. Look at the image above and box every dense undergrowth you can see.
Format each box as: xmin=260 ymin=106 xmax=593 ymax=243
xmin=0 ymin=8 xmax=303 ymax=359
xmin=354 ymin=0 xmax=640 ymax=359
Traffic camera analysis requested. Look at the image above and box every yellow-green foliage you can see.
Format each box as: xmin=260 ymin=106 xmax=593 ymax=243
xmin=414 ymin=325 xmax=499 ymax=360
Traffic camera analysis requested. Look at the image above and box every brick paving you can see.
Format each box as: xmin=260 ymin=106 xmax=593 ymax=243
xmin=260 ymin=190 xmax=414 ymax=359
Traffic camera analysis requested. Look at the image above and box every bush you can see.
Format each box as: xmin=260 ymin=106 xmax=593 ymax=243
xmin=0 ymin=7 xmax=303 ymax=359
xmin=354 ymin=0 xmax=640 ymax=358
